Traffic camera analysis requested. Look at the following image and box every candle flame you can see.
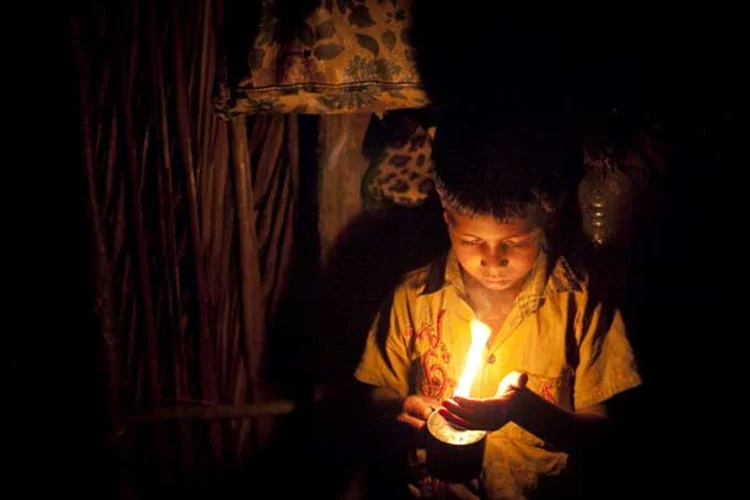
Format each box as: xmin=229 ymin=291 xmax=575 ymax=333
xmin=453 ymin=318 xmax=491 ymax=398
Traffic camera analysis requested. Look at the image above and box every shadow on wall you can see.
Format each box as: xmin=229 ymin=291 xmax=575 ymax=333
xmin=237 ymin=198 xmax=448 ymax=500
xmin=312 ymin=196 xmax=449 ymax=385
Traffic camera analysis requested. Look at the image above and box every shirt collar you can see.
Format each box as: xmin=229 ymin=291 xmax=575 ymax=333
xmin=420 ymin=248 xmax=582 ymax=312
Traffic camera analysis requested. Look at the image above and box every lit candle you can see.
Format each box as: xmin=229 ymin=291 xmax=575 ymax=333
xmin=425 ymin=317 xmax=491 ymax=483
xmin=453 ymin=318 xmax=491 ymax=398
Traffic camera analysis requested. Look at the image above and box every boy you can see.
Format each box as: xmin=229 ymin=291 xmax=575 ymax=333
xmin=353 ymin=117 xmax=642 ymax=498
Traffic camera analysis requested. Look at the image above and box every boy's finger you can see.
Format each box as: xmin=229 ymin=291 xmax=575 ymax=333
xmin=413 ymin=403 xmax=433 ymax=419
xmin=398 ymin=412 xmax=427 ymax=430
xmin=424 ymin=396 xmax=441 ymax=408
xmin=406 ymin=397 xmax=439 ymax=419
xmin=438 ymin=408 xmax=472 ymax=429
xmin=451 ymin=396 xmax=482 ymax=410
xmin=442 ymin=399 xmax=479 ymax=421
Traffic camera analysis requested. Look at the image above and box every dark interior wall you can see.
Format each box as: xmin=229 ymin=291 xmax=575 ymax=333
xmin=298 ymin=5 xmax=741 ymax=497
xmin=47 ymin=3 xmax=738 ymax=498
xmin=11 ymin=10 xmax=110 ymax=496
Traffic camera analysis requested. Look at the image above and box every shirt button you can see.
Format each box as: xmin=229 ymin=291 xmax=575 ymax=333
xmin=487 ymin=354 xmax=496 ymax=364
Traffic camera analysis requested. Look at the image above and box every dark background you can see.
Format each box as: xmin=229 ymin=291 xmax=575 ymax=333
xmin=407 ymin=7 xmax=740 ymax=496
xmin=14 ymin=4 xmax=737 ymax=497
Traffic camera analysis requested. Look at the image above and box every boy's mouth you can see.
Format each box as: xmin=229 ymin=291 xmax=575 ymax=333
xmin=484 ymin=277 xmax=509 ymax=283
xmin=483 ymin=278 xmax=511 ymax=287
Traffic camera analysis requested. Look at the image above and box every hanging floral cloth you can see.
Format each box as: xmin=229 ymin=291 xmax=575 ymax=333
xmin=215 ymin=0 xmax=428 ymax=117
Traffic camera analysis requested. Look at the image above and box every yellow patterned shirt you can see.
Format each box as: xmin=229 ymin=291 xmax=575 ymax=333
xmin=354 ymin=250 xmax=643 ymax=498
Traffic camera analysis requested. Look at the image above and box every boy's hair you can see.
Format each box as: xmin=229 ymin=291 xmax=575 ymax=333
xmin=432 ymin=115 xmax=575 ymax=229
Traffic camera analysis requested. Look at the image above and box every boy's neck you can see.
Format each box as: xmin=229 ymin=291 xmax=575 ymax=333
xmin=460 ymin=268 xmax=528 ymax=333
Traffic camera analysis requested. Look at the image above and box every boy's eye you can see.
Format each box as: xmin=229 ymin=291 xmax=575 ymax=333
xmin=505 ymin=238 xmax=533 ymax=248
xmin=460 ymin=239 xmax=482 ymax=246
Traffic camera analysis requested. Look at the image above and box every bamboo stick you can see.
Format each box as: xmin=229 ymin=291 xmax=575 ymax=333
xmin=94 ymin=56 xmax=112 ymax=122
xmin=263 ymin=160 xmax=291 ymax=314
xmin=206 ymin=127 xmax=230 ymax=393
xmin=232 ymin=356 xmax=252 ymax=466
xmin=196 ymin=44 xmax=216 ymax=255
xmin=119 ymin=9 xmax=162 ymax=413
xmin=217 ymin=284 xmax=229 ymax=399
xmin=197 ymin=0 xmax=228 ymax=473
xmin=92 ymin=46 xmax=112 ymax=163
xmin=224 ymin=188 xmax=240 ymax=406
xmin=131 ymin=400 xmax=295 ymax=423
xmin=200 ymin=133 xmax=216 ymax=247
xmin=171 ymin=0 xmax=223 ymax=468
xmin=197 ymin=3 xmax=217 ymax=240
xmin=118 ymin=5 xmax=171 ymax=484
xmin=209 ymin=140 xmax=232 ymax=402
xmin=125 ymin=272 xmax=137 ymax=399
xmin=112 ymin=172 xmax=127 ymax=268
xmin=102 ymin=118 xmax=118 ymax=215
xmin=139 ymin=122 xmax=151 ymax=197
xmin=252 ymin=117 xmax=285 ymax=219
xmin=288 ymin=115 xmax=300 ymax=212
xmin=268 ymin=116 xmax=299 ymax=320
xmin=187 ymin=1 xmax=199 ymax=118
xmin=146 ymin=0 xmax=193 ymax=478
xmin=135 ymin=343 xmax=145 ymax=408
xmin=210 ymin=124 xmax=230 ymax=277
xmin=231 ymin=116 xmax=274 ymax=461
xmin=163 ymin=117 xmax=184 ymax=392
xmin=72 ymin=17 xmax=125 ymax=454
xmin=248 ymin=115 xmax=271 ymax=160
xmin=229 ymin=116 xmax=265 ymax=399
xmin=216 ymin=166 xmax=234 ymax=406
xmin=226 ymin=283 xmax=240 ymax=402
xmin=229 ymin=116 xmax=266 ymax=464
xmin=253 ymin=118 xmax=297 ymax=454
xmin=155 ymin=122 xmax=172 ymax=335
xmin=196 ymin=0 xmax=212 ymax=150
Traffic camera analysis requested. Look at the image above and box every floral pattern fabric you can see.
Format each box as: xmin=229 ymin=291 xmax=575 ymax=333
xmin=215 ymin=0 xmax=428 ymax=117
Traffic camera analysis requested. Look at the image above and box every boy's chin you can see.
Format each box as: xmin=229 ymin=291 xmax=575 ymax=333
xmin=479 ymin=278 xmax=515 ymax=291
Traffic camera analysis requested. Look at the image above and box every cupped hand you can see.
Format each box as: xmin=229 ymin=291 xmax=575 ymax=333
xmin=439 ymin=371 xmax=528 ymax=431
xmin=398 ymin=394 xmax=440 ymax=431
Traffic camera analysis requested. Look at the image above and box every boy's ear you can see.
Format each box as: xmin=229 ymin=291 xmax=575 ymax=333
xmin=442 ymin=209 xmax=453 ymax=227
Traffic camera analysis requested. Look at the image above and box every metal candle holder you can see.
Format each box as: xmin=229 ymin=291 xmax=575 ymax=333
xmin=425 ymin=410 xmax=487 ymax=483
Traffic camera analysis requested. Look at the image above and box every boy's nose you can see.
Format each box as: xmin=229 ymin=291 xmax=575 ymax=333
xmin=482 ymin=257 xmax=509 ymax=268
xmin=481 ymin=248 xmax=509 ymax=268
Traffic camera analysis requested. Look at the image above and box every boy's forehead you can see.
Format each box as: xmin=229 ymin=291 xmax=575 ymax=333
xmin=447 ymin=209 xmax=539 ymax=236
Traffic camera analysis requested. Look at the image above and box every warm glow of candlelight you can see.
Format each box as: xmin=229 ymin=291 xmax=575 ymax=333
xmin=453 ymin=319 xmax=491 ymax=398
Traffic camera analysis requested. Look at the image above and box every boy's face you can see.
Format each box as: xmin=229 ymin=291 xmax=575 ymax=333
xmin=444 ymin=209 xmax=542 ymax=292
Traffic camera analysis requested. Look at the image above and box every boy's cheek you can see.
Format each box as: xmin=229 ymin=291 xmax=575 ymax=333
xmin=450 ymin=244 xmax=477 ymax=263
xmin=452 ymin=250 xmax=478 ymax=274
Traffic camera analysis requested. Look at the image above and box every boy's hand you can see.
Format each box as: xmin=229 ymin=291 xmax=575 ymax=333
xmin=439 ymin=371 xmax=528 ymax=431
xmin=398 ymin=394 xmax=440 ymax=431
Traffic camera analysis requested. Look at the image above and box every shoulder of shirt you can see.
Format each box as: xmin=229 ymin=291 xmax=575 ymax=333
xmin=390 ymin=253 xmax=591 ymax=300
xmin=392 ymin=255 xmax=445 ymax=297
xmin=544 ymin=254 xmax=588 ymax=297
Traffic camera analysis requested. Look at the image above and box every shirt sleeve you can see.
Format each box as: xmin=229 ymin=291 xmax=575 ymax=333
xmin=573 ymin=293 xmax=643 ymax=410
xmin=354 ymin=283 xmax=414 ymax=397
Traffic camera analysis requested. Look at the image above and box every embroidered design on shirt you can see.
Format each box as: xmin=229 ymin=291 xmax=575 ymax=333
xmin=406 ymin=309 xmax=455 ymax=399
xmin=539 ymin=382 xmax=558 ymax=405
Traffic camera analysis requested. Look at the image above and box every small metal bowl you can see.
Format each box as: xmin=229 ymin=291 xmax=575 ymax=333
xmin=425 ymin=410 xmax=487 ymax=483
